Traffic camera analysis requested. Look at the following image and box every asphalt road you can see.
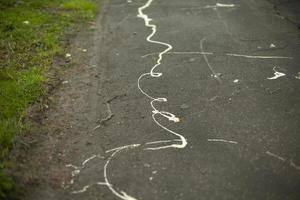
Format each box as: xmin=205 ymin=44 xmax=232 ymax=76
xmin=27 ymin=0 xmax=300 ymax=200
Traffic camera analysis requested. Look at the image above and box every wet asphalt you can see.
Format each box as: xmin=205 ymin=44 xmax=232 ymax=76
xmin=31 ymin=0 xmax=300 ymax=200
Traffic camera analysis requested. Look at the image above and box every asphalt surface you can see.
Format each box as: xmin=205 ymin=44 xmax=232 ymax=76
xmin=27 ymin=0 xmax=300 ymax=200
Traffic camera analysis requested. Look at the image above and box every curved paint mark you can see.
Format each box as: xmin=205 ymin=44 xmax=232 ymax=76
xmin=104 ymin=144 xmax=141 ymax=200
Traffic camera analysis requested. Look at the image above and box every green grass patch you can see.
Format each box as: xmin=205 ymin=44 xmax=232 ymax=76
xmin=0 ymin=0 xmax=97 ymax=198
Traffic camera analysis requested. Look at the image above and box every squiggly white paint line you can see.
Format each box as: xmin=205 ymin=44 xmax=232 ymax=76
xmin=205 ymin=3 xmax=236 ymax=9
xmin=137 ymin=0 xmax=187 ymax=148
xmin=104 ymin=144 xmax=141 ymax=200
xmin=267 ymin=67 xmax=286 ymax=80
xmin=207 ymin=139 xmax=238 ymax=144
xmin=200 ymin=37 xmax=222 ymax=84
xmin=141 ymin=51 xmax=293 ymax=59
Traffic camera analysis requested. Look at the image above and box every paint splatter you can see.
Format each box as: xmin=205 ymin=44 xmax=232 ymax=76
xmin=267 ymin=67 xmax=286 ymax=80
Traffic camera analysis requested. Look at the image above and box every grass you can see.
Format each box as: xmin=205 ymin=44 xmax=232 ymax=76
xmin=0 ymin=0 xmax=97 ymax=198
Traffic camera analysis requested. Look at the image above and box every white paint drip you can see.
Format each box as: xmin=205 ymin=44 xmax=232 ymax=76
xmin=270 ymin=43 xmax=276 ymax=48
xmin=233 ymin=79 xmax=239 ymax=83
xmin=295 ymin=72 xmax=300 ymax=79
xmin=207 ymin=139 xmax=238 ymax=144
xmin=267 ymin=67 xmax=286 ymax=80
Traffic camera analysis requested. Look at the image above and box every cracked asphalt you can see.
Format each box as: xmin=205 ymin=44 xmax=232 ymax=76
xmin=25 ymin=0 xmax=300 ymax=200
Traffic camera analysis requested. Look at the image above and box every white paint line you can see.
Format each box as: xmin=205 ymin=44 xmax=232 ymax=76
xmin=72 ymin=182 xmax=110 ymax=194
xmin=145 ymin=139 xmax=181 ymax=145
xmin=200 ymin=37 xmax=222 ymax=84
xmin=290 ymin=160 xmax=300 ymax=170
xmin=144 ymin=113 xmax=187 ymax=150
xmin=266 ymin=151 xmax=286 ymax=162
xmin=267 ymin=67 xmax=286 ymax=80
xmin=205 ymin=3 xmax=236 ymax=9
xmin=207 ymin=139 xmax=238 ymax=144
xmin=104 ymin=144 xmax=141 ymax=200
xmin=141 ymin=51 xmax=213 ymax=58
xmin=216 ymin=3 xmax=236 ymax=7
xmin=106 ymin=144 xmax=140 ymax=154
xmin=141 ymin=51 xmax=293 ymax=59
xmin=82 ymin=155 xmax=98 ymax=166
xmin=226 ymin=53 xmax=293 ymax=59
xmin=266 ymin=151 xmax=300 ymax=171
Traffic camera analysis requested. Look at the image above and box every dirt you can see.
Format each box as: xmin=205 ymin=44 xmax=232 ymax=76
xmin=7 ymin=10 xmax=106 ymax=200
